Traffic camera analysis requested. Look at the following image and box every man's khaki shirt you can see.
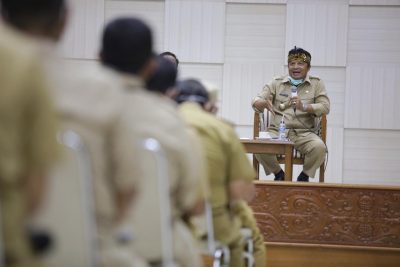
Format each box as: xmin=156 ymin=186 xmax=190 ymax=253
xmin=179 ymin=102 xmax=255 ymax=212
xmin=0 ymin=25 xmax=58 ymax=186
xmin=118 ymin=76 xmax=203 ymax=218
xmin=0 ymin=24 xmax=58 ymax=266
xmin=252 ymin=74 xmax=330 ymax=130
xmin=54 ymin=64 xmax=140 ymax=233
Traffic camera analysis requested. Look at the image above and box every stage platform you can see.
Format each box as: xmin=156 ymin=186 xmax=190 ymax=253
xmin=250 ymin=181 xmax=400 ymax=267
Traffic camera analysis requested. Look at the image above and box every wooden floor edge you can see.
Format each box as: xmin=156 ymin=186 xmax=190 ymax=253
xmin=264 ymin=241 xmax=400 ymax=267
xmin=264 ymin=241 xmax=400 ymax=252
xmin=253 ymin=180 xmax=400 ymax=190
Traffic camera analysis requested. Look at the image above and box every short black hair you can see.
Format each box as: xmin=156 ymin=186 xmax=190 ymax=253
xmin=159 ymin=51 xmax=179 ymax=66
xmin=288 ymin=46 xmax=312 ymax=66
xmin=101 ymin=17 xmax=153 ymax=75
xmin=146 ymin=56 xmax=177 ymax=94
xmin=0 ymin=0 xmax=66 ymax=30
xmin=175 ymin=79 xmax=209 ymax=107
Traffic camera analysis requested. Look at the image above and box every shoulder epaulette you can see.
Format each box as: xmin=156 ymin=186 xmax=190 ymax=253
xmin=309 ymin=75 xmax=320 ymax=80
xmin=273 ymin=76 xmax=284 ymax=80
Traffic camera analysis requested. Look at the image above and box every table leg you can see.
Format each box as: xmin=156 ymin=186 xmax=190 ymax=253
xmin=284 ymin=145 xmax=293 ymax=181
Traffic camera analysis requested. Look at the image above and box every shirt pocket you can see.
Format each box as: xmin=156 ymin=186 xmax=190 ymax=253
xmin=275 ymin=91 xmax=290 ymax=105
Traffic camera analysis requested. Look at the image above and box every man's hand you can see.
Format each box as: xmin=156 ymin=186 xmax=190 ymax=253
xmin=290 ymin=96 xmax=302 ymax=111
xmin=254 ymin=95 xmax=275 ymax=115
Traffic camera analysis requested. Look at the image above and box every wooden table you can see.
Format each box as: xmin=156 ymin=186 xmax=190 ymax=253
xmin=240 ymin=138 xmax=294 ymax=181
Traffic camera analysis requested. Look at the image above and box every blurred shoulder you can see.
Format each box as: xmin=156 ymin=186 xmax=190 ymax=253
xmin=309 ymin=75 xmax=321 ymax=81
xmin=272 ymin=75 xmax=285 ymax=81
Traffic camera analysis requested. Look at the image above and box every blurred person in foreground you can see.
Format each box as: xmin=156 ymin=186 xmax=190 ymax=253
xmin=0 ymin=22 xmax=58 ymax=267
xmin=175 ymin=79 xmax=256 ymax=267
xmin=202 ymin=81 xmax=266 ymax=267
xmin=1 ymin=1 xmax=148 ymax=266
xmin=100 ymin=18 xmax=205 ymax=267
xmin=252 ymin=47 xmax=330 ymax=182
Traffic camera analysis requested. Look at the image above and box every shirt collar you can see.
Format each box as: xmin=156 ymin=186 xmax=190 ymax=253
xmin=119 ymin=73 xmax=145 ymax=91
xmin=282 ymin=74 xmax=311 ymax=85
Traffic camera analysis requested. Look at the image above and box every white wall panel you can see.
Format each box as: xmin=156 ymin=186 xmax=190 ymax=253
xmin=225 ymin=3 xmax=286 ymax=63
xmin=221 ymin=63 xmax=284 ymax=125
xmin=348 ymin=6 xmax=400 ymax=64
xmin=164 ymin=0 xmax=225 ymax=63
xmin=350 ymin=0 xmax=400 ymax=5
xmin=286 ymin=0 xmax=348 ymax=67
xmin=179 ymin=63 xmax=223 ymax=98
xmin=60 ymin=0 xmax=104 ymax=59
xmin=309 ymin=67 xmax=346 ymax=128
xmin=345 ymin=65 xmax=400 ymax=130
xmin=105 ymin=1 xmax=165 ymax=53
xmin=227 ymin=0 xmax=287 ymax=4
xmin=343 ymin=129 xmax=400 ymax=186
xmin=324 ymin=127 xmax=344 ymax=183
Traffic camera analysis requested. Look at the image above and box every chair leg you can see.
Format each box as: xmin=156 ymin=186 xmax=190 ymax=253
xmin=253 ymin=156 xmax=259 ymax=180
xmin=213 ymin=246 xmax=230 ymax=267
xmin=319 ymin=163 xmax=325 ymax=182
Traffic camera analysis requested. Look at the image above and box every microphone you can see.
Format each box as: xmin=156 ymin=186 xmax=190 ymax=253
xmin=291 ymin=86 xmax=297 ymax=112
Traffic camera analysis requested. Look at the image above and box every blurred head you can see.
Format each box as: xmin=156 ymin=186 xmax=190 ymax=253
xmin=159 ymin=51 xmax=179 ymax=68
xmin=100 ymin=17 xmax=155 ymax=81
xmin=175 ymin=79 xmax=209 ymax=108
xmin=0 ymin=0 xmax=67 ymax=41
xmin=201 ymin=80 xmax=219 ymax=114
xmin=287 ymin=46 xmax=311 ymax=80
xmin=146 ymin=56 xmax=178 ymax=95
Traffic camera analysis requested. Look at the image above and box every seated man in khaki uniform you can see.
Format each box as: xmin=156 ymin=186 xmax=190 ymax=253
xmin=176 ymin=79 xmax=257 ymax=267
xmin=1 ymin=1 xmax=148 ymax=266
xmin=0 ymin=23 xmax=58 ymax=267
xmin=252 ymin=47 xmax=330 ymax=182
xmin=100 ymin=18 xmax=205 ymax=267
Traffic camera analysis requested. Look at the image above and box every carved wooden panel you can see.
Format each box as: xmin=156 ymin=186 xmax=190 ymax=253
xmin=250 ymin=182 xmax=400 ymax=248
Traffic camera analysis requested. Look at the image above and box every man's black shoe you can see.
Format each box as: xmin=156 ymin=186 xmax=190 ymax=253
xmin=297 ymin=171 xmax=309 ymax=182
xmin=274 ymin=170 xmax=285 ymax=181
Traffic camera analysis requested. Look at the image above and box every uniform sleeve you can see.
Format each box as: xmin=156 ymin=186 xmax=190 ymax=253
xmin=24 ymin=58 xmax=59 ymax=173
xmin=109 ymin=113 xmax=143 ymax=192
xmin=176 ymin=126 xmax=207 ymax=213
xmin=225 ymin=127 xmax=256 ymax=183
xmin=186 ymin=128 xmax=210 ymax=201
xmin=310 ymin=79 xmax=330 ymax=117
xmin=251 ymin=80 xmax=276 ymax=113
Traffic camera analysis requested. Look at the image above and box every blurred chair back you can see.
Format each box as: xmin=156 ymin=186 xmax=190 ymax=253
xmin=34 ymin=130 xmax=98 ymax=267
xmin=129 ymin=138 xmax=176 ymax=267
xmin=193 ymin=201 xmax=230 ymax=267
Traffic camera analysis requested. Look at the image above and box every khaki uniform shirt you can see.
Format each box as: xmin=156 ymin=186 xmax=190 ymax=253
xmin=0 ymin=24 xmax=58 ymax=266
xmin=179 ymin=102 xmax=255 ymax=247
xmin=118 ymin=76 xmax=203 ymax=266
xmin=54 ymin=64 xmax=141 ymax=232
xmin=252 ymin=74 xmax=330 ymax=131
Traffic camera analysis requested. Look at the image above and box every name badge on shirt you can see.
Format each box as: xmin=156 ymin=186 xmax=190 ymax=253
xmin=279 ymin=93 xmax=289 ymax=97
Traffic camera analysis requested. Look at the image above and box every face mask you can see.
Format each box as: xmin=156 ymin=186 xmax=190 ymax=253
xmin=288 ymin=76 xmax=304 ymax=86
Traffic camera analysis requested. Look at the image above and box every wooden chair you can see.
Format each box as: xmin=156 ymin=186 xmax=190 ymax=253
xmin=253 ymin=112 xmax=327 ymax=182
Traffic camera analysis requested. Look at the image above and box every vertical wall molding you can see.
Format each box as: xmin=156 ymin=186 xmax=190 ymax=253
xmin=60 ymin=0 xmax=104 ymax=59
xmin=164 ymin=0 xmax=225 ymax=63
xmin=285 ymin=0 xmax=348 ymax=67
